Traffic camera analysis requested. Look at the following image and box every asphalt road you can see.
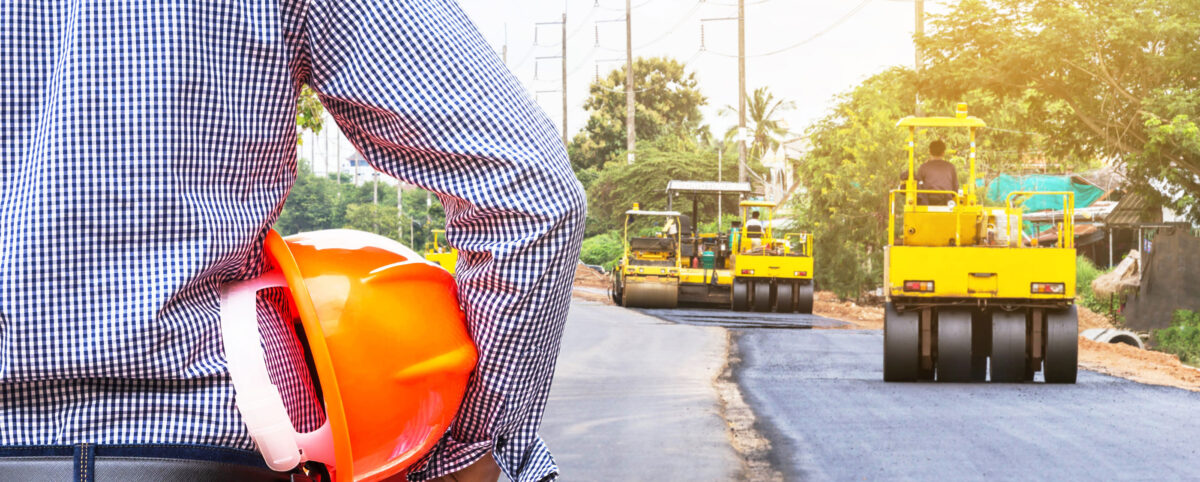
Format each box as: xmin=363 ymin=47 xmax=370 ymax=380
xmin=535 ymin=301 xmax=741 ymax=481
xmin=736 ymin=328 xmax=1200 ymax=480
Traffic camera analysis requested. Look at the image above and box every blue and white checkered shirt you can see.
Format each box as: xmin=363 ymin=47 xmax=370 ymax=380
xmin=0 ymin=1 xmax=585 ymax=481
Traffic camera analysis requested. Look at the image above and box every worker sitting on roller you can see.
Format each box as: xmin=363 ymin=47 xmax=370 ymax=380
xmin=745 ymin=211 xmax=764 ymax=248
xmin=901 ymin=139 xmax=958 ymax=205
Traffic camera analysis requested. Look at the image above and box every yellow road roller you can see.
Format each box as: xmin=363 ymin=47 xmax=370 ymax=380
xmin=610 ymin=204 xmax=683 ymax=308
xmin=424 ymin=229 xmax=458 ymax=276
xmin=730 ymin=201 xmax=815 ymax=314
xmin=883 ymin=104 xmax=1077 ymax=383
xmin=666 ymin=180 xmax=754 ymax=307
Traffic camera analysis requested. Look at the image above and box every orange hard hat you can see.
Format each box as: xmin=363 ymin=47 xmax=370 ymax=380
xmin=220 ymin=229 xmax=477 ymax=482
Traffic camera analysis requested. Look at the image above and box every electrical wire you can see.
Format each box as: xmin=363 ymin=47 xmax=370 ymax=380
xmin=704 ymin=0 xmax=872 ymax=58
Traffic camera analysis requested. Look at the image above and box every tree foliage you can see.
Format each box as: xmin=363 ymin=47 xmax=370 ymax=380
xmin=722 ymin=86 xmax=796 ymax=161
xmin=920 ymin=0 xmax=1200 ymax=220
xmin=585 ymin=133 xmax=744 ymax=236
xmin=296 ymin=85 xmax=324 ymax=143
xmin=568 ymin=56 xmax=707 ymax=175
xmin=275 ymin=161 xmax=446 ymax=249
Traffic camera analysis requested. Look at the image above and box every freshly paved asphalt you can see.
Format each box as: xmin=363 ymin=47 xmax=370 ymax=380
xmin=534 ymin=301 xmax=741 ymax=481
xmin=735 ymin=328 xmax=1200 ymax=480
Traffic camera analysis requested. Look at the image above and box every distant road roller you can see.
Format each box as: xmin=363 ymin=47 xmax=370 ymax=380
xmin=665 ymin=180 xmax=754 ymax=307
xmin=883 ymin=104 xmax=1077 ymax=383
xmin=424 ymin=229 xmax=458 ymax=276
xmin=730 ymin=201 xmax=815 ymax=314
xmin=610 ymin=205 xmax=683 ymax=308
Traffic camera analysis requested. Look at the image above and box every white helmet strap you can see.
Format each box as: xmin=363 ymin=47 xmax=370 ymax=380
xmin=219 ymin=270 xmax=335 ymax=471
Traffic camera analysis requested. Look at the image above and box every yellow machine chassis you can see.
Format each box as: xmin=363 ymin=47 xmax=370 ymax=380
xmin=886 ymin=246 xmax=1074 ymax=302
xmin=882 ymin=106 xmax=1078 ymax=385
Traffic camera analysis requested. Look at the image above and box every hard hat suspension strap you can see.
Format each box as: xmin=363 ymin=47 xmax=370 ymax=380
xmin=220 ymin=270 xmax=336 ymax=472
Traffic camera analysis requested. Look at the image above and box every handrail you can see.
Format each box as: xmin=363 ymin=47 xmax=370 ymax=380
xmin=1005 ymin=191 xmax=1076 ymax=249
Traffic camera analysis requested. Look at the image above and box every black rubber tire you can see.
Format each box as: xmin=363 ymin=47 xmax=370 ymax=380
xmin=1045 ymin=306 xmax=1079 ymax=384
xmin=990 ymin=310 xmax=1028 ymax=383
xmin=970 ymin=310 xmax=990 ymax=382
xmin=775 ymin=282 xmax=795 ymax=313
xmin=883 ymin=302 xmax=919 ymax=382
xmin=753 ymin=281 xmax=773 ymax=313
xmin=796 ymin=282 xmax=814 ymax=315
xmin=936 ymin=308 xmax=975 ymax=382
xmin=610 ymin=273 xmax=623 ymax=306
xmin=732 ymin=280 xmax=749 ymax=311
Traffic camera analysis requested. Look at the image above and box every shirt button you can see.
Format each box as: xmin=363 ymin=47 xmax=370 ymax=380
xmin=495 ymin=437 xmax=507 ymax=450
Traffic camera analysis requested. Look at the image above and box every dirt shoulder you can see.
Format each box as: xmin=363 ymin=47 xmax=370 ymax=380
xmin=812 ymin=291 xmax=1200 ymax=392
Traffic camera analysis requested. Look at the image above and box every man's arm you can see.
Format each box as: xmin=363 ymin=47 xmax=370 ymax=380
xmin=300 ymin=1 xmax=586 ymax=481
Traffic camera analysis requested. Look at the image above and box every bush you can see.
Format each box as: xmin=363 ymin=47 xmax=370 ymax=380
xmin=580 ymin=231 xmax=624 ymax=271
xmin=1154 ymin=310 xmax=1200 ymax=364
xmin=1075 ymin=255 xmax=1114 ymax=315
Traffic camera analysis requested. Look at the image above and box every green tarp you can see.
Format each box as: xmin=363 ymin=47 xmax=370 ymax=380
xmin=985 ymin=173 xmax=1104 ymax=211
xmin=984 ymin=174 xmax=1105 ymax=235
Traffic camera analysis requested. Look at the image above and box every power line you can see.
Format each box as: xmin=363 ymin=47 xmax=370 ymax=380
xmin=705 ymin=0 xmax=873 ymax=58
xmin=593 ymin=0 xmax=657 ymax=11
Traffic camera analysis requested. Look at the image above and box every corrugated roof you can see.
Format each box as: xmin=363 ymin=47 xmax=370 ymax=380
xmin=665 ymin=180 xmax=753 ymax=194
xmin=1106 ymin=192 xmax=1163 ymax=225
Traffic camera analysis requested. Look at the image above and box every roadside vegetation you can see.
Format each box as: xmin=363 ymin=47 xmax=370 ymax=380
xmin=1155 ymin=310 xmax=1200 ymax=366
xmin=1075 ymin=256 xmax=1118 ymax=317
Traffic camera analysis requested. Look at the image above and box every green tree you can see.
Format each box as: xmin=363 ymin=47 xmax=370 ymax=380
xmin=920 ymin=0 xmax=1200 ymax=220
xmin=296 ymin=85 xmax=324 ymax=142
xmin=275 ymin=161 xmax=343 ymax=235
xmin=721 ymin=86 xmax=795 ymax=161
xmin=344 ymin=203 xmax=400 ymax=239
xmin=585 ymin=132 xmax=743 ymax=236
xmin=568 ymin=56 xmax=708 ymax=175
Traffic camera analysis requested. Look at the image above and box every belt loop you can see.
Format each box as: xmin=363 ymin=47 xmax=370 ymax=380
xmin=73 ymin=443 xmax=95 ymax=482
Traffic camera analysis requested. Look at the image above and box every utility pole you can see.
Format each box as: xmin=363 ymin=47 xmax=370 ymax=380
xmin=535 ymin=17 xmax=567 ymax=144
xmin=503 ymin=23 xmax=508 ymax=64
xmin=624 ymin=0 xmax=636 ymax=164
xmin=914 ymin=0 xmax=924 ymax=116
xmin=737 ymin=0 xmax=747 ymax=183
xmin=717 ymin=142 xmax=724 ymax=229
xmin=561 ymin=12 xmax=568 ymax=146
xmin=397 ymin=185 xmax=404 ymax=244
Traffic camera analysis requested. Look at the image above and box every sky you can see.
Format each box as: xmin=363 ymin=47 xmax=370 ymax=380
xmin=302 ymin=0 xmax=951 ymax=176
xmin=457 ymin=0 xmax=951 ymax=139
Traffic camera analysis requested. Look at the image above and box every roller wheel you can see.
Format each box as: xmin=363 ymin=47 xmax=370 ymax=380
xmin=732 ymin=280 xmax=749 ymax=311
xmin=990 ymin=310 xmax=1028 ymax=383
xmin=970 ymin=311 xmax=990 ymax=382
xmin=796 ymin=282 xmax=814 ymax=315
xmin=883 ymin=302 xmax=919 ymax=382
xmin=753 ymin=281 xmax=773 ymax=313
xmin=775 ymin=282 xmax=794 ymax=313
xmin=1044 ymin=306 xmax=1078 ymax=384
xmin=936 ymin=308 xmax=975 ymax=383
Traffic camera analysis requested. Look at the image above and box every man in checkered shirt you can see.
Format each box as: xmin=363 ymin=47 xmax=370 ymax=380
xmin=0 ymin=1 xmax=585 ymax=481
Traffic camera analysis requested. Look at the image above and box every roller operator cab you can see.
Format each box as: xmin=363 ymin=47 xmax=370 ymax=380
xmin=883 ymin=104 xmax=1078 ymax=384
xmin=610 ymin=204 xmax=683 ymax=308
xmin=730 ymin=201 xmax=815 ymax=314
xmin=423 ymin=229 xmax=458 ymax=276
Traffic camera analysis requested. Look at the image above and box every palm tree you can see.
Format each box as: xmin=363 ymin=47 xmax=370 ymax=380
xmin=721 ymin=87 xmax=796 ymax=161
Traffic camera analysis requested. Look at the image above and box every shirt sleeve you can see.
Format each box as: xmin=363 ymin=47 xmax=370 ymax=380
xmin=299 ymin=1 xmax=586 ymax=480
